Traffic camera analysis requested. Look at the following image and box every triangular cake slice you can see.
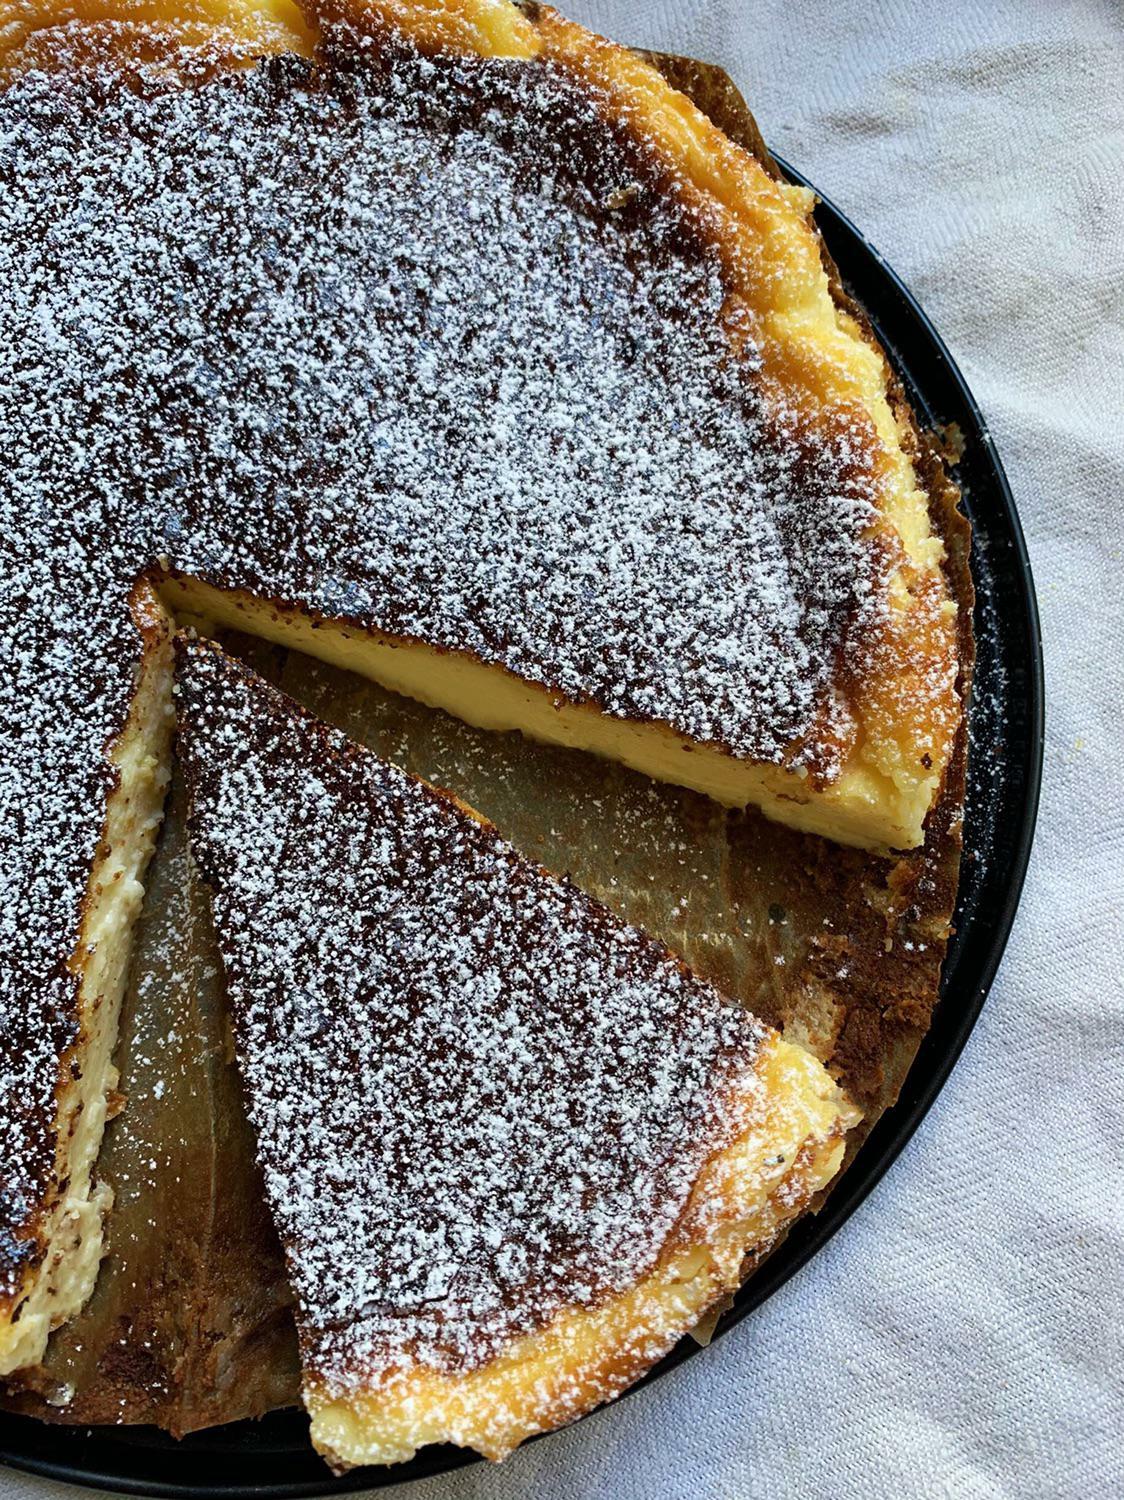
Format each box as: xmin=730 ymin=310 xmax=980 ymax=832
xmin=175 ymin=637 xmax=858 ymax=1467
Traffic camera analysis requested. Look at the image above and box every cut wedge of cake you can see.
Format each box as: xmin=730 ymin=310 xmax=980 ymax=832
xmin=174 ymin=636 xmax=859 ymax=1466
xmin=0 ymin=0 xmax=964 ymax=1376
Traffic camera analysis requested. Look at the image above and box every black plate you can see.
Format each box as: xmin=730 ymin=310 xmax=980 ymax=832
xmin=0 ymin=159 xmax=1043 ymax=1498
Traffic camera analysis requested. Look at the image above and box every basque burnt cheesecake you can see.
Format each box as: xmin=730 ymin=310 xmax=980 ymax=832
xmin=175 ymin=637 xmax=858 ymax=1467
xmin=0 ymin=0 xmax=964 ymax=1421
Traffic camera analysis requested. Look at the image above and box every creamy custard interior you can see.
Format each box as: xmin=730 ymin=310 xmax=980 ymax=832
xmin=0 ymin=589 xmax=174 ymax=1375
xmin=163 ymin=578 xmax=926 ymax=851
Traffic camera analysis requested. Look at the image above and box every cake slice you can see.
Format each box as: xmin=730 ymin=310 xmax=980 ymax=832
xmin=174 ymin=637 xmax=857 ymax=1467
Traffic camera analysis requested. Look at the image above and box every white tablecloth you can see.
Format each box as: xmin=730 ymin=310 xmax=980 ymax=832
xmin=7 ymin=3 xmax=1122 ymax=1497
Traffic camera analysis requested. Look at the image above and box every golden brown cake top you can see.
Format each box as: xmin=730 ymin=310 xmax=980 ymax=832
xmin=174 ymin=637 xmax=770 ymax=1384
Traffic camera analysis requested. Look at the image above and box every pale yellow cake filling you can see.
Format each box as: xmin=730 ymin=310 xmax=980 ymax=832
xmin=163 ymin=578 xmax=918 ymax=850
xmin=0 ymin=587 xmax=175 ymax=1376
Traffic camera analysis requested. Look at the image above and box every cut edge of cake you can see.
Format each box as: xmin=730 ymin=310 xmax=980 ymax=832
xmin=0 ymin=585 xmax=175 ymax=1376
xmin=160 ymin=577 xmax=927 ymax=851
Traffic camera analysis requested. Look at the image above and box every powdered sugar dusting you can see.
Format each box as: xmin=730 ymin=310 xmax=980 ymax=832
xmin=176 ymin=639 xmax=767 ymax=1382
xmin=0 ymin=39 xmax=879 ymax=1283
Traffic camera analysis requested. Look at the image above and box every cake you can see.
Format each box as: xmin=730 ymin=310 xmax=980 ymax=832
xmin=175 ymin=636 xmax=858 ymax=1466
xmin=0 ymin=0 xmax=964 ymax=1409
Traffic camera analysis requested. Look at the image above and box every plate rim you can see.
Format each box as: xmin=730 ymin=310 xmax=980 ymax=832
xmin=0 ymin=158 xmax=1044 ymax=1499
